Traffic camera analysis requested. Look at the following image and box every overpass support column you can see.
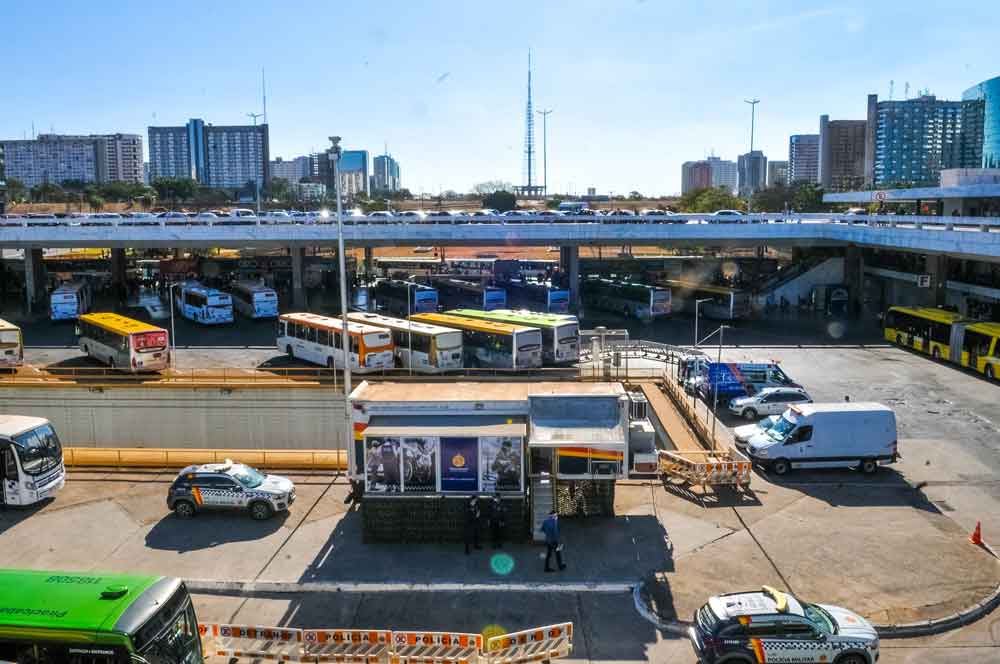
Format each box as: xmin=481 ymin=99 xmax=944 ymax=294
xmin=927 ymin=255 xmax=949 ymax=307
xmin=291 ymin=247 xmax=306 ymax=309
xmin=111 ymin=248 xmax=127 ymax=305
xmin=363 ymin=247 xmax=374 ymax=283
xmin=844 ymin=245 xmax=863 ymax=317
xmin=560 ymin=246 xmax=580 ymax=314
xmin=23 ymin=248 xmax=46 ymax=315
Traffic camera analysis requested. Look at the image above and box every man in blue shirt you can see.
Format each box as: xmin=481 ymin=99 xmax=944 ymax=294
xmin=541 ymin=510 xmax=566 ymax=572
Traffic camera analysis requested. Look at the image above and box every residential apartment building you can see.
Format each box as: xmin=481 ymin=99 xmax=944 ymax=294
xmin=864 ymin=93 xmax=984 ymax=187
xmin=788 ymin=134 xmax=819 ymax=184
xmin=818 ymin=115 xmax=867 ymax=191
xmin=270 ymin=156 xmax=311 ymax=183
xmin=308 ymin=148 xmax=370 ymax=199
xmin=737 ymin=151 xmax=767 ymax=196
xmin=148 ymin=118 xmax=269 ymax=189
xmin=767 ymin=160 xmax=788 ymax=188
xmin=373 ymin=153 xmax=401 ymax=192
xmin=681 ymin=160 xmax=713 ymax=194
xmin=1 ymin=133 xmax=143 ymax=187
xmin=707 ymin=156 xmax=738 ymax=194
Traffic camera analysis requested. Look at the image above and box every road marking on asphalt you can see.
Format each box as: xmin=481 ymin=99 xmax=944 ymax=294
xmin=187 ymin=579 xmax=636 ymax=594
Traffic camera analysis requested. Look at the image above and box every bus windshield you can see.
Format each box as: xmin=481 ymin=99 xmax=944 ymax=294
xmin=364 ymin=331 xmax=392 ymax=348
xmin=13 ymin=424 xmax=63 ymax=476
xmin=558 ymin=324 xmax=579 ymax=343
xmin=437 ymin=331 xmax=462 ymax=350
xmin=517 ymin=331 xmax=542 ymax=351
xmin=0 ymin=330 xmax=19 ymax=345
xmin=136 ymin=589 xmax=202 ymax=664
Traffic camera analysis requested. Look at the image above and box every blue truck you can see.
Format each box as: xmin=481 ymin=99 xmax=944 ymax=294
xmin=688 ymin=361 xmax=800 ymax=405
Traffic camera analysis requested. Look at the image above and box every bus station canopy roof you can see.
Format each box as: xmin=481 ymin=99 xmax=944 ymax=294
xmin=363 ymin=415 xmax=526 ymax=438
xmin=527 ymin=395 xmax=626 ymax=448
xmin=824 ymin=183 xmax=1000 ymax=204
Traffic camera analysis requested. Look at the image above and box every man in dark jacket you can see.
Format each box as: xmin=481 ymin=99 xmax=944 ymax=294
xmin=464 ymin=497 xmax=482 ymax=555
xmin=490 ymin=494 xmax=506 ymax=548
xmin=541 ymin=510 xmax=566 ymax=572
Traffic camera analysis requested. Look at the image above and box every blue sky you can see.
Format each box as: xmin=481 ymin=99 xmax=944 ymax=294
xmin=2 ymin=1 xmax=997 ymax=195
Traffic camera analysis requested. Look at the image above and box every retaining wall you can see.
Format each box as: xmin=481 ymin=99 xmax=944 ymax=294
xmin=0 ymin=384 xmax=346 ymax=449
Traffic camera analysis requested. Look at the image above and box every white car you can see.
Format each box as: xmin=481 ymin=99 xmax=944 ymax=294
xmin=733 ymin=414 xmax=780 ymax=447
xmin=728 ymin=387 xmax=812 ymax=420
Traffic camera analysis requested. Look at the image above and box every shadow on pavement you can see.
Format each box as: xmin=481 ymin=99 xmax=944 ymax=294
xmin=145 ymin=510 xmax=289 ymax=552
xmin=659 ymin=477 xmax=762 ymax=508
xmin=0 ymin=500 xmax=50 ymax=537
xmin=758 ymin=466 xmax=940 ymax=510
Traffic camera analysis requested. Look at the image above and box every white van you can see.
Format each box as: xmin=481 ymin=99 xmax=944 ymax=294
xmin=744 ymin=403 xmax=897 ymax=475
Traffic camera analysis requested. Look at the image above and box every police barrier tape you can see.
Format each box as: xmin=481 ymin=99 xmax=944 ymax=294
xmin=199 ymin=623 xmax=572 ymax=664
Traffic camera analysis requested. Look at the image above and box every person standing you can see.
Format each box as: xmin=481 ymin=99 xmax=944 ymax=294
xmin=490 ymin=494 xmax=506 ymax=548
xmin=541 ymin=510 xmax=566 ymax=572
xmin=464 ymin=497 xmax=482 ymax=555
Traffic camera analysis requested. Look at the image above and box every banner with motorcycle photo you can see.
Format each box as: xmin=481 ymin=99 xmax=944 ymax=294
xmin=365 ymin=435 xmax=524 ymax=494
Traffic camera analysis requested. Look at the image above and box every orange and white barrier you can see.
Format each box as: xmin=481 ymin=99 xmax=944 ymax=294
xmin=390 ymin=631 xmax=483 ymax=664
xmin=201 ymin=623 xmax=304 ymax=662
xmin=658 ymin=448 xmax=752 ymax=487
xmin=303 ymin=629 xmax=391 ymax=664
xmin=486 ymin=623 xmax=573 ymax=664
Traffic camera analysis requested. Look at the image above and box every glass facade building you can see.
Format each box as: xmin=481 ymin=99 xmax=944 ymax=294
xmin=964 ymin=76 xmax=1000 ymax=169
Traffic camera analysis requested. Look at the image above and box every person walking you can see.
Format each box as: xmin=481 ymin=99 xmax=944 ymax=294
xmin=464 ymin=497 xmax=482 ymax=555
xmin=541 ymin=510 xmax=566 ymax=572
xmin=490 ymin=494 xmax=506 ymax=548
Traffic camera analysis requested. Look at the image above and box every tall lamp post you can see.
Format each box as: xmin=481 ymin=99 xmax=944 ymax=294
xmin=744 ymin=98 xmax=759 ymax=217
xmin=711 ymin=325 xmax=729 ymax=442
xmin=694 ymin=298 xmax=712 ymax=348
xmin=328 ymin=137 xmax=353 ymax=466
xmin=247 ymin=113 xmax=264 ymax=216
xmin=167 ymin=282 xmax=181 ymax=369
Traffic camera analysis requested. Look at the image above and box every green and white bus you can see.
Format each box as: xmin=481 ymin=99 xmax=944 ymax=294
xmin=581 ymin=277 xmax=671 ymax=321
xmin=0 ymin=569 xmax=203 ymax=664
xmin=447 ymin=309 xmax=579 ymax=365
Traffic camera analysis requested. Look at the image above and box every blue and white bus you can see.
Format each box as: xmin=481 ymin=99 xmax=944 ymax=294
xmin=174 ymin=282 xmax=234 ymax=325
xmin=371 ymin=279 xmax=439 ymax=316
xmin=230 ymin=281 xmax=279 ymax=319
xmin=49 ymin=281 xmax=93 ymax=321
xmin=433 ymin=278 xmax=507 ymax=311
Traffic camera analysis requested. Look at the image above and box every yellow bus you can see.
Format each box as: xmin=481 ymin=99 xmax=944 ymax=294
xmin=78 ymin=313 xmax=170 ymax=371
xmin=953 ymin=322 xmax=1000 ymax=379
xmin=0 ymin=318 xmax=23 ymax=369
xmin=410 ymin=312 xmax=542 ymax=369
xmin=883 ymin=306 xmax=965 ymax=360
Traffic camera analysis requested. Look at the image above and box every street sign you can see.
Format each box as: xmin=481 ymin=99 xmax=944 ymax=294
xmin=873 ymin=191 xmax=888 ymax=202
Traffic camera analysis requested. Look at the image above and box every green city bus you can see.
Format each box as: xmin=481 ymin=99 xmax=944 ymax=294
xmin=0 ymin=569 xmax=203 ymax=664
xmin=447 ymin=309 xmax=579 ymax=365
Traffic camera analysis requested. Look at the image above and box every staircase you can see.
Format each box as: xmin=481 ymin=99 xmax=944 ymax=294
xmin=753 ymin=257 xmax=845 ymax=310
xmin=531 ymin=476 xmax=554 ymax=542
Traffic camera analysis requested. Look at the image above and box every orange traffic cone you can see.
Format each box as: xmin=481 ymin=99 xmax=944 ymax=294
xmin=969 ymin=521 xmax=983 ymax=546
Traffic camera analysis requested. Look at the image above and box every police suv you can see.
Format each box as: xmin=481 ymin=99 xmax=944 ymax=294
xmin=167 ymin=461 xmax=296 ymax=520
xmin=689 ymin=586 xmax=879 ymax=664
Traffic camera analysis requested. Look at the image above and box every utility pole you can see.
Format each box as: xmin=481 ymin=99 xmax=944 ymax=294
xmin=744 ymin=98 xmax=759 ymax=217
xmin=247 ymin=112 xmax=264 ymax=215
xmin=328 ymin=137 xmax=353 ymax=469
xmin=537 ymin=109 xmax=553 ymax=196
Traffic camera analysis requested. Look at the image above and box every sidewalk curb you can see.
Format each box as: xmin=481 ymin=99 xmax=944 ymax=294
xmin=186 ymin=579 xmax=636 ymax=594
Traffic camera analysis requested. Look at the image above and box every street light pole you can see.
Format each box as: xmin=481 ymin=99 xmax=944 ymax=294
xmin=744 ymin=98 xmax=759 ymax=217
xmin=168 ymin=282 xmax=180 ymax=369
xmin=694 ymin=298 xmax=712 ymax=348
xmin=537 ymin=109 xmax=552 ymax=196
xmin=711 ymin=325 xmax=728 ymax=442
xmin=329 ymin=137 xmax=352 ymax=464
xmin=247 ymin=113 xmax=264 ymax=216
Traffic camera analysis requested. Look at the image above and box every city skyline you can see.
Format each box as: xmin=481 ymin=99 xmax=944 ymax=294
xmin=1 ymin=1 xmax=998 ymax=195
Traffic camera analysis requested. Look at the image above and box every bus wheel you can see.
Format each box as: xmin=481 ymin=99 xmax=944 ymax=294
xmin=932 ymin=346 xmax=941 ymax=360
xmin=327 ymin=357 xmax=335 ymax=369
xmin=896 ymin=334 xmax=903 ymax=345
xmin=286 ymin=345 xmax=294 ymax=359
xmin=987 ymin=365 xmax=995 ymax=381
xmin=859 ymin=458 xmax=878 ymax=474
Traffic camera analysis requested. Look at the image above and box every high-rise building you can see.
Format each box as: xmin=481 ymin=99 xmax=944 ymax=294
xmin=373 ymin=153 xmax=401 ymax=192
xmin=963 ymin=75 xmax=1000 ymax=169
xmin=818 ymin=115 xmax=866 ymax=191
xmin=864 ymin=93 xmax=984 ymax=187
xmin=0 ymin=143 xmax=7 ymax=214
xmin=1 ymin=134 xmax=143 ymax=188
xmin=148 ymin=119 xmax=269 ymax=189
xmin=766 ymin=160 xmax=788 ymax=188
xmin=707 ymin=156 xmax=738 ymax=194
xmin=681 ymin=160 xmax=713 ymax=194
xmin=737 ymin=151 xmax=767 ymax=196
xmin=308 ymin=148 xmax=369 ymax=199
xmin=788 ymin=134 xmax=819 ymax=184
xmin=270 ymin=156 xmax=310 ymax=183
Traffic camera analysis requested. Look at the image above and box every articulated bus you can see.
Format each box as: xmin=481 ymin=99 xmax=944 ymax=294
xmin=0 ymin=569 xmax=203 ymax=664
xmin=49 ymin=281 xmax=93 ymax=321
xmin=884 ymin=306 xmax=1000 ymax=379
xmin=0 ymin=417 xmax=65 ymax=506
xmin=503 ymin=279 xmax=570 ymax=313
xmin=230 ymin=280 xmax=279 ymax=319
xmin=662 ymin=279 xmax=750 ymax=320
xmin=433 ymin=277 xmax=507 ymax=310
xmin=410 ymin=312 xmax=542 ymax=369
xmin=0 ymin=318 xmax=23 ymax=369
xmin=174 ymin=282 xmax=234 ymax=325
xmin=581 ymin=277 xmax=671 ymax=321
xmin=78 ymin=313 xmax=170 ymax=372
xmin=447 ymin=309 xmax=579 ymax=365
xmin=278 ymin=312 xmax=394 ymax=372
xmin=347 ymin=311 xmax=463 ymax=372
xmin=371 ymin=279 xmax=439 ymax=316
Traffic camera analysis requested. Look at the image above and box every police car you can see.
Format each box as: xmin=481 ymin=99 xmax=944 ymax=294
xmin=689 ymin=586 xmax=879 ymax=664
xmin=167 ymin=460 xmax=296 ymax=520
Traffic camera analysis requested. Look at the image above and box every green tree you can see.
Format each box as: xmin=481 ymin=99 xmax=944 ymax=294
xmin=482 ymin=190 xmax=517 ymax=212
xmin=628 ymin=190 xmax=643 ymax=200
xmin=87 ymin=194 xmax=105 ymax=212
xmin=791 ymin=182 xmax=826 ymax=212
xmin=152 ymin=177 xmax=198 ymax=205
xmin=751 ymin=185 xmax=793 ymax=212
xmin=5 ymin=178 xmax=28 ymax=203
xmin=472 ymin=180 xmax=515 ymax=196
xmin=30 ymin=183 xmax=65 ymax=203
xmin=269 ymin=177 xmax=291 ymax=201
xmin=679 ymin=187 xmax=744 ymax=213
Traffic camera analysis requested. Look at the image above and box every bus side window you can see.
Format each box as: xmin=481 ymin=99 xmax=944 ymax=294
xmin=305 ymin=326 xmax=317 ymax=343
xmin=4 ymin=448 xmax=18 ymax=478
xmin=278 ymin=320 xmax=287 ymax=337
xmin=317 ymin=329 xmax=329 ymax=346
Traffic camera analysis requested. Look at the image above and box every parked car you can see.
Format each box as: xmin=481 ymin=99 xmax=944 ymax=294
xmin=167 ymin=460 xmax=296 ymax=520
xmin=399 ymin=210 xmax=427 ymax=220
xmin=728 ymin=387 xmax=812 ymax=420
xmin=744 ymin=402 xmax=898 ymax=475
xmin=689 ymin=586 xmax=879 ymax=664
xmin=709 ymin=209 xmax=744 ymax=223
xmin=733 ymin=414 xmax=780 ymax=447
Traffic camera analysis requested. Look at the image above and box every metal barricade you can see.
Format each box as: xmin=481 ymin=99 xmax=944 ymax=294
xmin=201 ymin=624 xmax=304 ymax=662
xmin=485 ymin=623 xmax=573 ymax=664
xmin=303 ymin=629 xmax=392 ymax=664
xmin=390 ymin=631 xmax=483 ymax=664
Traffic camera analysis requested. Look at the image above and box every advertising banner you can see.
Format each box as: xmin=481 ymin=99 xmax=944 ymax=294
xmin=402 ymin=437 xmax=438 ymax=493
xmin=439 ymin=437 xmax=479 ymax=493
xmin=480 ymin=437 xmax=523 ymax=493
xmin=365 ymin=437 xmax=401 ymax=493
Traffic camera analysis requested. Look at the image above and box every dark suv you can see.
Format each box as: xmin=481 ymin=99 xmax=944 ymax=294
xmin=689 ymin=586 xmax=878 ymax=664
xmin=167 ymin=461 xmax=295 ymax=520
